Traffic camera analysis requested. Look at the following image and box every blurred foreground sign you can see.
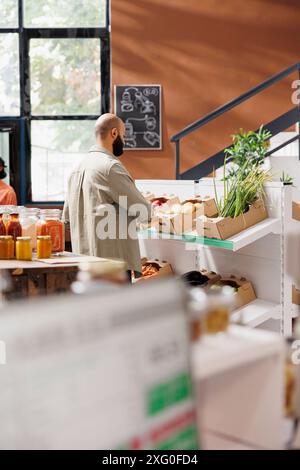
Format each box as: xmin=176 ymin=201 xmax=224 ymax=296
xmin=0 ymin=279 xmax=198 ymax=450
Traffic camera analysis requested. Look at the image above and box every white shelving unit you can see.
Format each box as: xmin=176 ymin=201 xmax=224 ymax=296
xmin=137 ymin=179 xmax=294 ymax=336
xmin=231 ymin=299 xmax=280 ymax=328
xmin=192 ymin=325 xmax=283 ymax=380
xmin=140 ymin=216 xmax=281 ymax=251
xmin=191 ymin=325 xmax=285 ymax=450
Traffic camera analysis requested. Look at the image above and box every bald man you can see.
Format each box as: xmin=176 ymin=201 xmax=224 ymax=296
xmin=63 ymin=113 xmax=151 ymax=276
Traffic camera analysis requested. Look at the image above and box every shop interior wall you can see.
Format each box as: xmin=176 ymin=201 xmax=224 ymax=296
xmin=112 ymin=0 xmax=300 ymax=179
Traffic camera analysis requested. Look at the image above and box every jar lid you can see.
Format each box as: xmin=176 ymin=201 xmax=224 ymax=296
xmin=7 ymin=206 xmax=19 ymax=215
xmin=40 ymin=209 xmax=61 ymax=216
xmin=37 ymin=235 xmax=51 ymax=240
xmin=79 ymin=259 xmax=127 ymax=276
xmin=16 ymin=236 xmax=31 ymax=241
xmin=20 ymin=207 xmax=40 ymax=214
xmin=0 ymin=235 xmax=13 ymax=240
xmin=188 ymin=288 xmax=208 ymax=317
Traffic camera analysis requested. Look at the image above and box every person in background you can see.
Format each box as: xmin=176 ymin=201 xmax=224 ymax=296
xmin=0 ymin=157 xmax=17 ymax=205
xmin=63 ymin=113 xmax=152 ymax=279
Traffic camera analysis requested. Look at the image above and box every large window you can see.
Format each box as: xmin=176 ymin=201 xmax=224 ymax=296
xmin=0 ymin=34 xmax=20 ymax=115
xmin=0 ymin=0 xmax=110 ymax=202
xmin=0 ymin=1 xmax=18 ymax=28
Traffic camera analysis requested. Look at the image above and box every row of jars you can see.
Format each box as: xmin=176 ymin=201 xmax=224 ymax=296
xmin=0 ymin=207 xmax=65 ymax=254
xmin=0 ymin=235 xmax=52 ymax=260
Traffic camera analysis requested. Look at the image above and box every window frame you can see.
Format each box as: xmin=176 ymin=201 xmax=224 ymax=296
xmin=0 ymin=0 xmax=110 ymax=204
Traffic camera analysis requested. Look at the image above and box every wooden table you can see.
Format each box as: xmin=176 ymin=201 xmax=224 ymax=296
xmin=0 ymin=252 xmax=107 ymax=301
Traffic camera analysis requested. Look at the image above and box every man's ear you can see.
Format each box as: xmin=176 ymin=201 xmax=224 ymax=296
xmin=111 ymin=128 xmax=118 ymax=139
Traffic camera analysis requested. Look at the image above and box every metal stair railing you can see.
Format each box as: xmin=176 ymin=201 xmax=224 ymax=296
xmin=171 ymin=61 xmax=300 ymax=180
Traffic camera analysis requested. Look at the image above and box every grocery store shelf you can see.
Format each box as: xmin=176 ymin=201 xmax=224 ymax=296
xmin=226 ymin=218 xmax=281 ymax=251
xmin=139 ymin=218 xmax=281 ymax=252
xmin=231 ymin=299 xmax=280 ymax=327
xmin=192 ymin=325 xmax=283 ymax=381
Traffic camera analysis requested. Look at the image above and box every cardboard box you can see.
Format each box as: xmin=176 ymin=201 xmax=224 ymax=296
xmin=209 ymin=275 xmax=257 ymax=309
xmin=197 ymin=199 xmax=267 ymax=240
xmin=293 ymin=285 xmax=300 ymax=305
xmin=158 ymin=211 xmax=195 ymax=235
xmin=139 ymin=258 xmax=174 ymax=280
xmin=292 ymin=201 xmax=300 ymax=222
xmin=183 ymin=197 xmax=218 ymax=218
xmin=156 ymin=196 xmax=181 ymax=213
xmin=199 ymin=269 xmax=222 ymax=286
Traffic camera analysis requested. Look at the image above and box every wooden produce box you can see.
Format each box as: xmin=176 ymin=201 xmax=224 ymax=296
xmin=158 ymin=212 xmax=194 ymax=235
xmin=209 ymin=275 xmax=257 ymax=309
xmin=139 ymin=196 xmax=181 ymax=231
xmin=183 ymin=197 xmax=218 ymax=218
xmin=197 ymin=199 xmax=267 ymax=240
xmin=200 ymin=269 xmax=222 ymax=286
xmin=139 ymin=258 xmax=173 ymax=280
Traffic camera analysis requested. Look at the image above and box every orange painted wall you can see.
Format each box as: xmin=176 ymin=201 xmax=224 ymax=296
xmin=112 ymin=0 xmax=300 ymax=179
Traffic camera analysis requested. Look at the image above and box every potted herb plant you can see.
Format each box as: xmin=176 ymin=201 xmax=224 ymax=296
xmin=280 ymin=171 xmax=294 ymax=186
xmin=224 ymin=125 xmax=272 ymax=179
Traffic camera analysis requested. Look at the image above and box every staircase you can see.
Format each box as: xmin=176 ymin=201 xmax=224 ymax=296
xmin=171 ymin=61 xmax=300 ymax=182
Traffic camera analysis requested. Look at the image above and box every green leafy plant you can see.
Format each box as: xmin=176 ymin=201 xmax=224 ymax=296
xmin=224 ymin=125 xmax=272 ymax=179
xmin=214 ymin=159 xmax=271 ymax=218
xmin=280 ymin=171 xmax=293 ymax=185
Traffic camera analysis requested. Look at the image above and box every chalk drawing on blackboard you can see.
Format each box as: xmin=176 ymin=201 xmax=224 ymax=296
xmin=115 ymin=84 xmax=162 ymax=150
xmin=121 ymin=87 xmax=157 ymax=116
xmin=124 ymin=122 xmax=137 ymax=148
xmin=145 ymin=117 xmax=156 ymax=131
xmin=120 ymin=90 xmax=134 ymax=113
xmin=144 ymin=132 xmax=160 ymax=147
xmin=124 ymin=115 xmax=160 ymax=148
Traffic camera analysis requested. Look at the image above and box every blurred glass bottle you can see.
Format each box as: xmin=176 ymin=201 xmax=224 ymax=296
xmin=205 ymin=286 xmax=236 ymax=334
xmin=71 ymin=260 xmax=128 ymax=295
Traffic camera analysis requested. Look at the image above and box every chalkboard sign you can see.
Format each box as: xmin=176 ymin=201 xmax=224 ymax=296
xmin=115 ymin=85 xmax=162 ymax=150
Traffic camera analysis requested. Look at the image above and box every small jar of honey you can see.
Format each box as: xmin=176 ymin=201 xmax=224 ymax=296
xmin=37 ymin=235 xmax=52 ymax=259
xmin=0 ymin=236 xmax=14 ymax=259
xmin=16 ymin=236 xmax=32 ymax=261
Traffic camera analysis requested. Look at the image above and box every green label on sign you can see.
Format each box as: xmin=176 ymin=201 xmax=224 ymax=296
xmin=147 ymin=372 xmax=192 ymax=417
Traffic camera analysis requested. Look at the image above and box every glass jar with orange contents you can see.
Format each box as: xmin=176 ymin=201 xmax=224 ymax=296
xmin=0 ymin=236 xmax=14 ymax=259
xmin=16 ymin=237 xmax=32 ymax=261
xmin=0 ymin=213 xmax=6 ymax=236
xmin=6 ymin=211 xmax=22 ymax=242
xmin=36 ymin=209 xmax=65 ymax=253
xmin=37 ymin=235 xmax=52 ymax=259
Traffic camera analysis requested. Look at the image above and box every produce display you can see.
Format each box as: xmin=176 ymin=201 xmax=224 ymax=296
xmin=208 ymin=275 xmax=256 ymax=310
xmin=141 ymin=193 xmax=218 ymax=235
xmin=197 ymin=198 xmax=267 ymax=240
xmin=142 ymin=128 xmax=273 ymax=240
xmin=138 ymin=258 xmax=173 ymax=280
xmin=195 ymin=128 xmax=272 ymax=240
xmin=182 ymin=270 xmax=256 ymax=312
xmin=182 ymin=269 xmax=221 ymax=288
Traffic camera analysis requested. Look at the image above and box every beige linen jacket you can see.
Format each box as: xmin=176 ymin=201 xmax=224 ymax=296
xmin=62 ymin=145 xmax=151 ymax=273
